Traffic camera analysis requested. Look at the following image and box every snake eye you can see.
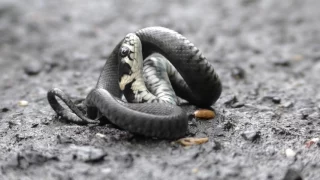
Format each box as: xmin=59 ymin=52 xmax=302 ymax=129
xmin=119 ymin=46 xmax=130 ymax=57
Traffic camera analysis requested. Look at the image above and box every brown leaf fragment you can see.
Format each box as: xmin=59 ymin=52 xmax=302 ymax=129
xmin=177 ymin=137 xmax=209 ymax=146
xmin=194 ymin=109 xmax=215 ymax=119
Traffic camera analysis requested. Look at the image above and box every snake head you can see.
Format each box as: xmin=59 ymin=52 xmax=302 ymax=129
xmin=119 ymin=33 xmax=139 ymax=61
xmin=118 ymin=33 xmax=144 ymax=91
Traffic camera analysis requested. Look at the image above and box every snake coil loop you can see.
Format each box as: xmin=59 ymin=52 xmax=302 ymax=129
xmin=47 ymin=27 xmax=222 ymax=139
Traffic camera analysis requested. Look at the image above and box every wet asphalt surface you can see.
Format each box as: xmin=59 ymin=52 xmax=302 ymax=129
xmin=0 ymin=0 xmax=320 ymax=179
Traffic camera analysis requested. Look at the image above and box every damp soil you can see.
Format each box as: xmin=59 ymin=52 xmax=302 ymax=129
xmin=1 ymin=0 xmax=320 ymax=179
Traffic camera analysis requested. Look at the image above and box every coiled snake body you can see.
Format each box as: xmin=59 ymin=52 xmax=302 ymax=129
xmin=47 ymin=27 xmax=222 ymax=139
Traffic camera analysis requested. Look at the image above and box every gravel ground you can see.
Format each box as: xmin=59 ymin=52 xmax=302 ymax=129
xmin=1 ymin=0 xmax=320 ymax=179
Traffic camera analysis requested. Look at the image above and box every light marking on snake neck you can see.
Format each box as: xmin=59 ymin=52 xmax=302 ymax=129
xmin=119 ymin=33 xmax=146 ymax=93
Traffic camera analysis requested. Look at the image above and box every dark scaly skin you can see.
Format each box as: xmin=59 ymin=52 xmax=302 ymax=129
xmin=47 ymin=26 xmax=222 ymax=139
xmin=136 ymin=27 xmax=221 ymax=107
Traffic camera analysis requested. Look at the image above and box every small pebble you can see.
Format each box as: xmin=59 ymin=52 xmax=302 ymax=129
xmin=262 ymin=96 xmax=281 ymax=104
xmin=96 ymin=133 xmax=107 ymax=138
xmin=272 ymin=96 xmax=281 ymax=104
xmin=194 ymin=109 xmax=215 ymax=119
xmin=18 ymin=100 xmax=28 ymax=107
xmin=223 ymin=95 xmax=245 ymax=108
xmin=84 ymin=153 xmax=108 ymax=164
xmin=282 ymin=101 xmax=293 ymax=108
xmin=31 ymin=123 xmax=38 ymax=128
xmin=211 ymin=141 xmax=222 ymax=151
xmin=231 ymin=102 xmax=245 ymax=108
xmin=241 ymin=130 xmax=260 ymax=142
xmin=265 ymin=146 xmax=276 ymax=156
xmin=176 ymin=137 xmax=209 ymax=146
xmin=1 ymin=107 xmax=10 ymax=112
xmin=272 ymin=57 xmax=291 ymax=67
xmin=224 ymin=95 xmax=245 ymax=108
xmin=223 ymin=95 xmax=237 ymax=106
xmin=101 ymin=168 xmax=112 ymax=174
xmin=231 ymin=66 xmax=246 ymax=79
xmin=56 ymin=135 xmax=75 ymax=144
xmin=285 ymin=148 xmax=296 ymax=158
xmin=24 ymin=61 xmax=43 ymax=76
xmin=188 ymin=118 xmax=197 ymax=127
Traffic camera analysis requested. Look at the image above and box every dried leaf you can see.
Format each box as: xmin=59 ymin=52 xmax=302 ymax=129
xmin=194 ymin=109 xmax=215 ymax=119
xmin=177 ymin=137 xmax=209 ymax=146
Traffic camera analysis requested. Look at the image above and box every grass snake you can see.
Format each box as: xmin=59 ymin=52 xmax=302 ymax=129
xmin=47 ymin=27 xmax=222 ymax=139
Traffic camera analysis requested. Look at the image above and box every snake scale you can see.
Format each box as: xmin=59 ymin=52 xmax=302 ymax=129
xmin=47 ymin=27 xmax=222 ymax=139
